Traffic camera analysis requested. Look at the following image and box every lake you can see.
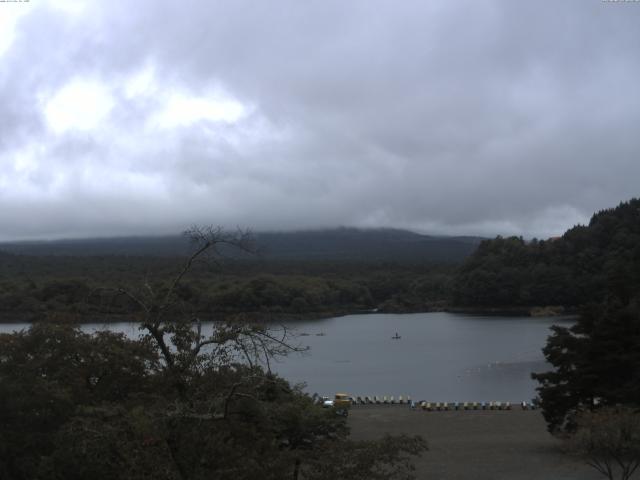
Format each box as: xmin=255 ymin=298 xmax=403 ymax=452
xmin=0 ymin=312 xmax=570 ymax=402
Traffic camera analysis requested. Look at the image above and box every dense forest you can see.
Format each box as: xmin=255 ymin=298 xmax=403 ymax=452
xmin=2 ymin=201 xmax=640 ymax=322
xmin=0 ymin=228 xmax=469 ymax=322
xmin=524 ymin=200 xmax=640 ymax=435
xmin=0 ymin=255 xmax=456 ymax=322
xmin=1 ymin=201 xmax=639 ymax=476
xmin=0 ymin=228 xmax=427 ymax=479
xmin=453 ymin=198 xmax=640 ymax=309
xmin=2 ymin=201 xmax=639 ymax=323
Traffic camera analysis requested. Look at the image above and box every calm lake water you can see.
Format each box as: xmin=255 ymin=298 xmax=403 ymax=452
xmin=0 ymin=312 xmax=571 ymax=402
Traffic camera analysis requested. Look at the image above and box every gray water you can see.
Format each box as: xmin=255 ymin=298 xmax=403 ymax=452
xmin=0 ymin=312 xmax=570 ymax=402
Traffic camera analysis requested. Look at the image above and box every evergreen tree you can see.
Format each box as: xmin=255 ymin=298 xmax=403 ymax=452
xmin=532 ymin=299 xmax=640 ymax=433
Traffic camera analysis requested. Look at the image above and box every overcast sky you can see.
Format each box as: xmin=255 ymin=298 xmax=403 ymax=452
xmin=0 ymin=0 xmax=639 ymax=241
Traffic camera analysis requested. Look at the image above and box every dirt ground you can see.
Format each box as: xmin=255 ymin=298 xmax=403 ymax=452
xmin=348 ymin=405 xmax=607 ymax=480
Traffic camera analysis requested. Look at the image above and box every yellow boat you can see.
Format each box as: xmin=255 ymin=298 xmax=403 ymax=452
xmin=333 ymin=393 xmax=351 ymax=416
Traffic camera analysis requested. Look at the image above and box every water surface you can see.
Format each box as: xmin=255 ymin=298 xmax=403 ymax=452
xmin=0 ymin=312 xmax=570 ymax=402
xmin=265 ymin=312 xmax=569 ymax=402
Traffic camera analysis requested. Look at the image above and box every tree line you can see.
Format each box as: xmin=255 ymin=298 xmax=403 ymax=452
xmin=453 ymin=199 xmax=640 ymax=308
xmin=0 ymin=254 xmax=455 ymax=321
xmin=452 ymin=199 xmax=640 ymax=478
xmin=0 ymin=228 xmax=426 ymax=479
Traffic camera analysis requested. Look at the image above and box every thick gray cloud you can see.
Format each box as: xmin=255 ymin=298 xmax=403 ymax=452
xmin=1 ymin=0 xmax=639 ymax=240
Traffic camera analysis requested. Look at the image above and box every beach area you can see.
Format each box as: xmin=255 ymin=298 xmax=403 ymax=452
xmin=348 ymin=406 xmax=605 ymax=480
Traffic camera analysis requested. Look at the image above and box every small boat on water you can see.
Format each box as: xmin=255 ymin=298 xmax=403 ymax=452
xmin=392 ymin=332 xmax=401 ymax=339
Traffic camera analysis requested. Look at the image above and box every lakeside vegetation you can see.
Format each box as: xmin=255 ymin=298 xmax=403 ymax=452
xmin=0 ymin=199 xmax=639 ymax=478
xmin=0 ymin=228 xmax=427 ymax=480
xmin=448 ymin=199 xmax=640 ymax=447
xmin=0 ymin=255 xmax=456 ymax=322
xmin=453 ymin=199 xmax=640 ymax=309
xmin=3 ymin=199 xmax=638 ymax=324
xmin=0 ymin=228 xmax=470 ymax=322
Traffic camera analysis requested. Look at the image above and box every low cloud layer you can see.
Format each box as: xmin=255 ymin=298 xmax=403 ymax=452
xmin=1 ymin=0 xmax=639 ymax=241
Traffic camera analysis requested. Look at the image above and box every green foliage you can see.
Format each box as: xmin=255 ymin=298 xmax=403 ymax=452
xmin=462 ymin=200 xmax=640 ymax=435
xmin=0 ymin=322 xmax=425 ymax=479
xmin=0 ymin=228 xmax=426 ymax=479
xmin=0 ymin=225 xmax=467 ymax=320
xmin=532 ymin=300 xmax=640 ymax=433
xmin=0 ymin=255 xmax=456 ymax=320
xmin=453 ymin=198 xmax=640 ymax=308
xmin=0 ymin=324 xmax=160 ymax=479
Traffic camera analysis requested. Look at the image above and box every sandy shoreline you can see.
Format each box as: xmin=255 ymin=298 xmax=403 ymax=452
xmin=348 ymin=406 xmax=605 ymax=480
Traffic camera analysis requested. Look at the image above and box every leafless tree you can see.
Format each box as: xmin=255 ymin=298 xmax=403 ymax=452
xmin=567 ymin=406 xmax=640 ymax=480
xmin=115 ymin=226 xmax=304 ymax=393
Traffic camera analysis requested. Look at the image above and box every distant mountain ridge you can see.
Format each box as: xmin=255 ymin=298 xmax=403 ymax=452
xmin=0 ymin=228 xmax=483 ymax=264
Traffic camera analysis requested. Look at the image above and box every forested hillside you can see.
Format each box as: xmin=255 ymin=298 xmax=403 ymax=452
xmin=0 ymin=251 xmax=456 ymax=322
xmin=522 ymin=200 xmax=640 ymax=434
xmin=0 ymin=229 xmax=426 ymax=479
xmin=0 ymin=228 xmax=481 ymax=264
xmin=453 ymin=198 xmax=640 ymax=308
